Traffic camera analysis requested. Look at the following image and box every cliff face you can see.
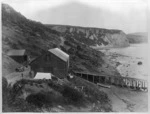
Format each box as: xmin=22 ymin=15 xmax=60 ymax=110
xmin=127 ymin=32 xmax=148 ymax=44
xmin=47 ymin=25 xmax=129 ymax=48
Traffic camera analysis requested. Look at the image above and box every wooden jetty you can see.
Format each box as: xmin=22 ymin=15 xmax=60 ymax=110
xmin=73 ymin=71 xmax=148 ymax=92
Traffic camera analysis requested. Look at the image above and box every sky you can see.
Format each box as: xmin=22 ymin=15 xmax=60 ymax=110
xmin=2 ymin=0 xmax=148 ymax=33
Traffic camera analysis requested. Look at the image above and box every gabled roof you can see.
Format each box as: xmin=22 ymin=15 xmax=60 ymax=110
xmin=34 ymin=72 xmax=52 ymax=79
xmin=7 ymin=49 xmax=26 ymax=56
xmin=48 ymin=48 xmax=69 ymax=62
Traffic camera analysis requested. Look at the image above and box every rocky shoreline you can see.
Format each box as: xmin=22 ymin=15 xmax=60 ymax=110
xmin=99 ymin=43 xmax=148 ymax=112
xmin=100 ymin=43 xmax=148 ymax=80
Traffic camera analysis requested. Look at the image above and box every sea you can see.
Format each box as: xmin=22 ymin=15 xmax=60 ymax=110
xmin=100 ymin=43 xmax=148 ymax=80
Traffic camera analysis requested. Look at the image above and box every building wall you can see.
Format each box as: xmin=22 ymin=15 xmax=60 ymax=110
xmin=30 ymin=52 xmax=68 ymax=79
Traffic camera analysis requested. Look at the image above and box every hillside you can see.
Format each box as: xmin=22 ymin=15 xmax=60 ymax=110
xmin=2 ymin=3 xmax=120 ymax=76
xmin=47 ymin=25 xmax=129 ymax=48
xmin=2 ymin=4 xmax=60 ymax=56
xmin=2 ymin=54 xmax=21 ymax=76
xmin=127 ymin=32 xmax=148 ymax=43
xmin=2 ymin=76 xmax=112 ymax=112
xmin=2 ymin=3 xmax=147 ymax=113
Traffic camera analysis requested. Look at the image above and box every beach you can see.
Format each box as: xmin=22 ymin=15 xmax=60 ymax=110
xmin=99 ymin=43 xmax=148 ymax=112
xmin=100 ymin=43 xmax=148 ymax=80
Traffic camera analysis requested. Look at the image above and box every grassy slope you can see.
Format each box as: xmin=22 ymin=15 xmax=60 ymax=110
xmin=2 ymin=54 xmax=21 ymax=76
xmin=2 ymin=4 xmax=60 ymax=56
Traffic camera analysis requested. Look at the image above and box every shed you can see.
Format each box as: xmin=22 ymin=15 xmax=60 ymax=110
xmin=34 ymin=72 xmax=52 ymax=80
xmin=7 ymin=49 xmax=28 ymax=63
xmin=30 ymin=48 xmax=69 ymax=79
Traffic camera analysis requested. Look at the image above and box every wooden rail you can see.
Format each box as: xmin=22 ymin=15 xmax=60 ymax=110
xmin=73 ymin=71 xmax=148 ymax=92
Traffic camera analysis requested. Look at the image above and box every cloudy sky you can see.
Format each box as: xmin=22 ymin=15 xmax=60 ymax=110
xmin=2 ymin=0 xmax=148 ymax=33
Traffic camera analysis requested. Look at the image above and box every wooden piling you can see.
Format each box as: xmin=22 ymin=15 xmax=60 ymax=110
xmin=127 ymin=79 xmax=130 ymax=88
xmin=133 ymin=80 xmax=136 ymax=89
xmin=138 ymin=81 xmax=141 ymax=88
xmin=142 ymin=81 xmax=144 ymax=89
xmin=136 ymin=80 xmax=138 ymax=88
xmin=124 ymin=78 xmax=127 ymax=87
xmin=136 ymin=80 xmax=140 ymax=90
xmin=145 ymin=82 xmax=148 ymax=91
xmin=130 ymin=80 xmax=134 ymax=89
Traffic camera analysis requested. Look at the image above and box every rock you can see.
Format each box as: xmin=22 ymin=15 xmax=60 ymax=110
xmin=137 ymin=61 xmax=142 ymax=65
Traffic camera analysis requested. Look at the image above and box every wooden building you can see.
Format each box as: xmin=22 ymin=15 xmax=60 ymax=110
xmin=30 ymin=48 xmax=69 ymax=79
xmin=7 ymin=49 xmax=28 ymax=63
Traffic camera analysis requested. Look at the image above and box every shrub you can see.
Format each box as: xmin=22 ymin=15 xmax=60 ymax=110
xmin=26 ymin=91 xmax=64 ymax=108
xmin=62 ymin=85 xmax=84 ymax=104
xmin=26 ymin=93 xmax=48 ymax=107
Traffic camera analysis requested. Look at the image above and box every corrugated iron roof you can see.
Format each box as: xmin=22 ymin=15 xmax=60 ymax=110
xmin=34 ymin=72 xmax=52 ymax=79
xmin=7 ymin=49 xmax=26 ymax=56
xmin=48 ymin=48 xmax=69 ymax=62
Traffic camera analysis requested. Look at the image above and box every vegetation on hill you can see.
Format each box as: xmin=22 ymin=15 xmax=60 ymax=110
xmin=1 ymin=3 xmax=127 ymax=112
xmin=47 ymin=24 xmax=129 ymax=47
xmin=2 ymin=54 xmax=21 ymax=76
xmin=2 ymin=77 xmax=112 ymax=112
xmin=2 ymin=3 xmax=120 ymax=76
xmin=127 ymin=32 xmax=148 ymax=43
xmin=2 ymin=3 xmax=60 ymax=56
